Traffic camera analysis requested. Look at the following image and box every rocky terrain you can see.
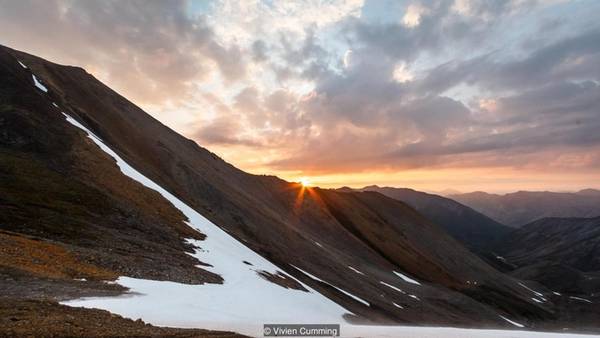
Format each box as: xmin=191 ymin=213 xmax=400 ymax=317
xmin=0 ymin=298 xmax=246 ymax=338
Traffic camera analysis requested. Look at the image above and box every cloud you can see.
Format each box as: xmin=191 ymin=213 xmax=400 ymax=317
xmin=194 ymin=114 xmax=264 ymax=147
xmin=402 ymin=3 xmax=430 ymax=27
xmin=264 ymin=20 xmax=600 ymax=173
xmin=251 ymin=40 xmax=269 ymax=62
xmin=411 ymin=27 xmax=600 ymax=96
xmin=2 ymin=0 xmax=599 ymax=188
xmin=0 ymin=0 xmax=245 ymax=104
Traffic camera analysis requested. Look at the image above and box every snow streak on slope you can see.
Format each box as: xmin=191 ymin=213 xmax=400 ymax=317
xmin=32 ymin=74 xmax=48 ymax=92
xmin=394 ymin=270 xmax=421 ymax=285
xmin=59 ymin=113 xmax=351 ymax=334
xmin=291 ymin=264 xmax=370 ymax=306
xmin=348 ymin=266 xmax=365 ymax=275
xmin=569 ymin=296 xmax=592 ymax=304
xmin=518 ymin=282 xmax=546 ymax=301
xmin=380 ymin=281 xmax=405 ymax=294
xmin=499 ymin=315 xmax=525 ymax=328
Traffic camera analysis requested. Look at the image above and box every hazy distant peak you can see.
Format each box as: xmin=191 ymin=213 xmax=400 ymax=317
xmin=452 ymin=189 xmax=600 ymax=227
xmin=577 ymin=188 xmax=600 ymax=196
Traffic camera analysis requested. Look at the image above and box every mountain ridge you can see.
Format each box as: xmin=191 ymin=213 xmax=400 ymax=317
xmin=451 ymin=190 xmax=600 ymax=227
xmin=340 ymin=185 xmax=512 ymax=254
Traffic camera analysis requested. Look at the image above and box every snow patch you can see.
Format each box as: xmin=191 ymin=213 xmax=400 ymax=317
xmin=380 ymin=281 xmax=406 ymax=294
xmin=499 ymin=315 xmax=525 ymax=328
xmin=519 ymin=282 xmax=546 ymax=301
xmin=52 ymin=102 xmax=59 ymax=108
xmin=409 ymin=294 xmax=420 ymax=301
xmin=393 ymin=302 xmax=404 ymax=309
xmin=18 ymin=60 xmax=27 ymax=68
xmin=314 ymin=241 xmax=323 ymax=248
xmin=290 ymin=264 xmax=326 ymax=283
xmin=32 ymin=74 xmax=48 ymax=92
xmin=292 ymin=264 xmax=369 ymax=307
xmin=569 ymin=296 xmax=592 ymax=303
xmin=348 ymin=266 xmax=365 ymax=275
xmin=394 ymin=271 xmax=421 ymax=285
xmin=553 ymin=292 xmax=562 ymax=296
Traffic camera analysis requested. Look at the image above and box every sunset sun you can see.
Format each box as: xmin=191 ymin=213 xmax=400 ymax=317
xmin=299 ymin=177 xmax=311 ymax=187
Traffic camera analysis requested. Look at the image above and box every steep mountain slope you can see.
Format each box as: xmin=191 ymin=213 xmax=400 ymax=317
xmin=0 ymin=45 xmax=242 ymax=338
xmin=496 ymin=217 xmax=600 ymax=291
xmin=451 ymin=191 xmax=600 ymax=227
xmin=491 ymin=217 xmax=600 ymax=326
xmin=353 ymin=186 xmax=511 ymax=253
xmin=1 ymin=45 xmax=598 ymax=334
xmin=0 ymin=50 xmax=216 ymax=286
xmin=498 ymin=217 xmax=600 ymax=272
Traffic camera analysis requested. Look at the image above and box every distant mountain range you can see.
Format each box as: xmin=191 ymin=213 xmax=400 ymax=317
xmin=341 ymin=186 xmax=511 ymax=254
xmin=450 ymin=190 xmax=600 ymax=227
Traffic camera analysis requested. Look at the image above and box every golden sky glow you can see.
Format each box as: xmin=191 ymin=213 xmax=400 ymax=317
xmin=207 ymin=141 xmax=600 ymax=193
xmin=251 ymin=167 xmax=600 ymax=194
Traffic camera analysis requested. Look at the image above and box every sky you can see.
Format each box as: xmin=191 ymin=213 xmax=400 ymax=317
xmin=1 ymin=0 xmax=599 ymax=193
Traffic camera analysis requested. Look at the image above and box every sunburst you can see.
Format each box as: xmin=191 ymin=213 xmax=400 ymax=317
xmin=299 ymin=177 xmax=311 ymax=187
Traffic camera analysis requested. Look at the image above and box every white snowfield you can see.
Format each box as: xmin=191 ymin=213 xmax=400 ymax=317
xmin=59 ymin=112 xmax=598 ymax=338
